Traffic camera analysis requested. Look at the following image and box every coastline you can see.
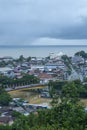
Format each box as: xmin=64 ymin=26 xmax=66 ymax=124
xmin=0 ymin=45 xmax=87 ymax=58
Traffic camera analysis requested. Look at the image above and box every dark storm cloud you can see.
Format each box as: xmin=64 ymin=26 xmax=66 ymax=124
xmin=0 ymin=0 xmax=87 ymax=45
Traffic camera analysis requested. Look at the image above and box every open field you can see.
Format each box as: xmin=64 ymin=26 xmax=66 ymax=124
xmin=80 ymin=99 xmax=87 ymax=107
xmin=8 ymin=86 xmax=87 ymax=107
xmin=8 ymin=86 xmax=51 ymax=104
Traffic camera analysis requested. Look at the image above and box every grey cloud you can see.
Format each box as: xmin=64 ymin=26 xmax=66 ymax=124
xmin=0 ymin=0 xmax=87 ymax=45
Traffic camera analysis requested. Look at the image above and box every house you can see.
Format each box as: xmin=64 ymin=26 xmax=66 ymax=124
xmin=40 ymin=92 xmax=50 ymax=98
xmin=0 ymin=56 xmax=13 ymax=62
xmin=49 ymin=52 xmax=63 ymax=60
xmin=0 ymin=117 xmax=14 ymax=125
xmin=30 ymin=65 xmax=45 ymax=71
xmin=45 ymin=63 xmax=65 ymax=71
xmin=0 ymin=106 xmax=14 ymax=125
xmin=72 ymin=56 xmax=84 ymax=64
xmin=45 ymin=63 xmax=58 ymax=71
xmin=0 ymin=67 xmax=13 ymax=74
xmin=38 ymin=73 xmax=53 ymax=83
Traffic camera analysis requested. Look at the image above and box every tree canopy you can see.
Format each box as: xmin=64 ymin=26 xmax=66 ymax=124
xmin=75 ymin=51 xmax=87 ymax=59
xmin=0 ymin=88 xmax=12 ymax=106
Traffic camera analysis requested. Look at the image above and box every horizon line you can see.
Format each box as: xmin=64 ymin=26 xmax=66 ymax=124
xmin=0 ymin=44 xmax=87 ymax=46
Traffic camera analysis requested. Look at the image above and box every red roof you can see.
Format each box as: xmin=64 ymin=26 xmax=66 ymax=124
xmin=38 ymin=73 xmax=52 ymax=79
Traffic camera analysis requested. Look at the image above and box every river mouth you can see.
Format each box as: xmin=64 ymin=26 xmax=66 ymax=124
xmin=8 ymin=86 xmax=51 ymax=104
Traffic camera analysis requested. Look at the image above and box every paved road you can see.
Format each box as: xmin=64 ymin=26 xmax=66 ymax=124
xmin=68 ymin=66 xmax=83 ymax=81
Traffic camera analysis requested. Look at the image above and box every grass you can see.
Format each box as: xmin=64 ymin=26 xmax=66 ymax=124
xmin=80 ymin=98 xmax=87 ymax=107
xmin=8 ymin=85 xmax=51 ymax=104
xmin=9 ymin=86 xmax=87 ymax=106
xmin=9 ymin=93 xmax=87 ymax=107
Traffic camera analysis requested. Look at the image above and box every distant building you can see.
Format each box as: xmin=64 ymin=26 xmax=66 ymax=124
xmin=72 ymin=56 xmax=84 ymax=64
xmin=0 ymin=67 xmax=13 ymax=74
xmin=38 ymin=73 xmax=53 ymax=83
xmin=30 ymin=65 xmax=45 ymax=71
xmin=45 ymin=63 xmax=65 ymax=71
xmin=0 ymin=56 xmax=13 ymax=62
xmin=49 ymin=52 xmax=63 ymax=60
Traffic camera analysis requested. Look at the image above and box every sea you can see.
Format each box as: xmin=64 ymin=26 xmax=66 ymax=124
xmin=0 ymin=45 xmax=87 ymax=58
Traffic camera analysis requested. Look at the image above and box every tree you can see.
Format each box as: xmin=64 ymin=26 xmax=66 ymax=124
xmin=48 ymin=80 xmax=67 ymax=98
xmin=12 ymin=110 xmax=22 ymax=118
xmin=61 ymin=55 xmax=72 ymax=72
xmin=1 ymin=81 xmax=87 ymax=130
xmin=0 ymin=88 xmax=12 ymax=106
xmin=18 ymin=55 xmax=25 ymax=62
xmin=0 ymin=125 xmax=11 ymax=130
xmin=75 ymin=51 xmax=87 ymax=59
xmin=61 ymin=82 xmax=80 ymax=103
xmin=51 ymin=81 xmax=87 ymax=129
xmin=26 ymin=57 xmax=31 ymax=62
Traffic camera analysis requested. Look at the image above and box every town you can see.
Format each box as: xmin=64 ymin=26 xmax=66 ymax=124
xmin=0 ymin=51 xmax=87 ymax=83
xmin=0 ymin=50 xmax=87 ymax=126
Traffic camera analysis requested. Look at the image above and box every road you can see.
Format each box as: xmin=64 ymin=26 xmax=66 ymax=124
xmin=5 ymin=83 xmax=46 ymax=91
xmin=68 ymin=66 xmax=83 ymax=81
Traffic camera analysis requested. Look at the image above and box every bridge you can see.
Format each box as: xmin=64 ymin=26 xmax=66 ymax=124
xmin=5 ymin=83 xmax=47 ymax=91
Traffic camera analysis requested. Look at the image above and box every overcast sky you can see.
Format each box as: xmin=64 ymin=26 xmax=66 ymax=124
xmin=0 ymin=0 xmax=87 ymax=45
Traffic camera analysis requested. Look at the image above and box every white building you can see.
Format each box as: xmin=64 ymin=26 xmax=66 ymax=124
xmin=49 ymin=52 xmax=63 ymax=60
xmin=0 ymin=67 xmax=13 ymax=74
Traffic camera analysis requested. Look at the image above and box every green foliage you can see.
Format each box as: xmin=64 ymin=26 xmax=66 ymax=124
xmin=11 ymin=81 xmax=87 ymax=130
xmin=0 ymin=125 xmax=12 ymax=130
xmin=18 ymin=55 xmax=25 ymax=62
xmin=61 ymin=55 xmax=72 ymax=73
xmin=0 ymin=61 xmax=7 ymax=67
xmin=1 ymin=81 xmax=87 ymax=130
xmin=0 ymin=74 xmax=40 ymax=88
xmin=62 ymin=55 xmax=71 ymax=63
xmin=48 ymin=80 xmax=67 ymax=97
xmin=75 ymin=50 xmax=87 ymax=59
xmin=84 ymin=78 xmax=87 ymax=82
xmin=0 ymin=88 xmax=12 ymax=106
xmin=48 ymin=80 xmax=67 ymax=91
xmin=26 ymin=57 xmax=31 ymax=62
xmin=62 ymin=82 xmax=80 ymax=103
xmin=51 ymin=81 xmax=87 ymax=129
xmin=12 ymin=110 xmax=22 ymax=118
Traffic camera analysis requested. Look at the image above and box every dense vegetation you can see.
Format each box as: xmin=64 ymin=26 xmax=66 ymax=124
xmin=61 ymin=55 xmax=72 ymax=75
xmin=0 ymin=74 xmax=40 ymax=88
xmin=75 ymin=51 xmax=87 ymax=59
xmin=48 ymin=80 xmax=87 ymax=99
xmin=0 ymin=80 xmax=87 ymax=129
xmin=0 ymin=87 xmax=12 ymax=106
